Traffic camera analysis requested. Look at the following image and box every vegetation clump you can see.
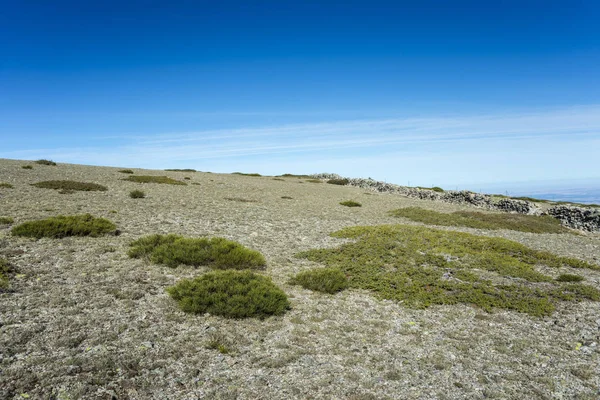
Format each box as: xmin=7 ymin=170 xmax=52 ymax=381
xmin=129 ymin=190 xmax=145 ymax=199
xmin=340 ymin=200 xmax=362 ymax=207
xmin=556 ymin=274 xmax=584 ymax=282
xmin=0 ymin=217 xmax=14 ymax=225
xmin=12 ymin=214 xmax=117 ymax=239
xmin=123 ymin=175 xmax=186 ymax=185
xmin=281 ymin=196 xmax=293 ymax=199
xmin=224 ymin=197 xmax=257 ymax=203
xmin=290 ymin=267 xmax=348 ymax=294
xmin=306 ymin=179 xmax=322 ymax=183
xmin=167 ymin=270 xmax=290 ymax=319
xmin=278 ymin=174 xmax=312 ymax=178
xmin=35 ymin=159 xmax=57 ymax=166
xmin=0 ymin=258 xmax=14 ymax=290
xmin=165 ymin=168 xmax=196 ymax=172
xmin=431 ymin=186 xmax=445 ymax=193
xmin=21 ymin=165 xmax=33 ymax=169
xmin=327 ymin=178 xmax=349 ymax=185
xmin=389 ymin=207 xmax=569 ymax=234
xmin=0 ymin=183 xmax=13 ymax=188
xmin=32 ymin=180 xmax=108 ymax=193
xmin=129 ymin=234 xmax=266 ymax=269
xmin=296 ymin=224 xmax=600 ymax=316
xmin=232 ymin=172 xmax=262 ymax=177
xmin=118 ymin=169 xmax=134 ymax=174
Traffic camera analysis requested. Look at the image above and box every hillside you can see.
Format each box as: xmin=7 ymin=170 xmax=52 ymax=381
xmin=1 ymin=158 xmax=599 ymax=399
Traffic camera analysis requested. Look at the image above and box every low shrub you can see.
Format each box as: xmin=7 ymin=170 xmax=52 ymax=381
xmin=306 ymin=179 xmax=322 ymax=183
xmin=278 ymin=174 xmax=312 ymax=178
xmin=290 ymin=268 xmax=348 ymax=294
xmin=167 ymin=270 xmax=290 ymax=319
xmin=184 ymin=177 xmax=191 ymax=180
xmin=12 ymin=214 xmax=117 ymax=238
xmin=21 ymin=165 xmax=33 ymax=169
xmin=0 ymin=217 xmax=14 ymax=225
xmin=431 ymin=186 xmax=445 ymax=193
xmin=224 ymin=197 xmax=257 ymax=203
xmin=389 ymin=207 xmax=569 ymax=234
xmin=327 ymin=178 xmax=349 ymax=185
xmin=35 ymin=159 xmax=57 ymax=166
xmin=281 ymin=196 xmax=293 ymax=199
xmin=165 ymin=168 xmax=197 ymax=172
xmin=272 ymin=178 xmax=285 ymax=181
xmin=128 ymin=234 xmax=266 ymax=269
xmin=0 ymin=258 xmax=14 ymax=290
xmin=123 ymin=175 xmax=186 ymax=185
xmin=118 ymin=169 xmax=134 ymax=174
xmin=0 ymin=183 xmax=13 ymax=188
xmin=340 ymin=200 xmax=362 ymax=207
xmin=232 ymin=172 xmax=262 ymax=177
xmin=129 ymin=190 xmax=145 ymax=199
xmin=32 ymin=180 xmax=108 ymax=193
xmin=556 ymin=274 xmax=584 ymax=282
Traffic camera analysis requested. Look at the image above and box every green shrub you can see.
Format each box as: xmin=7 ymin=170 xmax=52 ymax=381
xmin=431 ymin=186 xmax=445 ymax=193
xmin=167 ymin=270 xmax=290 ymax=319
xmin=327 ymin=178 xmax=349 ymax=185
xmin=184 ymin=177 xmax=191 ymax=180
xmin=128 ymin=234 xmax=266 ymax=269
xmin=123 ymin=175 xmax=186 ymax=185
xmin=290 ymin=268 xmax=348 ymax=294
xmin=32 ymin=180 xmax=108 ymax=193
xmin=118 ymin=169 xmax=134 ymax=174
xmin=278 ymin=174 xmax=312 ymax=178
xmin=232 ymin=172 xmax=262 ymax=177
xmin=296 ymin=224 xmax=600 ymax=316
xmin=12 ymin=214 xmax=117 ymax=238
xmin=21 ymin=165 xmax=33 ymax=169
xmin=0 ymin=258 xmax=14 ymax=290
xmin=129 ymin=190 xmax=145 ymax=199
xmin=389 ymin=207 xmax=569 ymax=234
xmin=306 ymin=179 xmax=322 ymax=183
xmin=0 ymin=183 xmax=13 ymax=188
xmin=0 ymin=217 xmax=14 ymax=225
xmin=272 ymin=178 xmax=285 ymax=181
xmin=165 ymin=168 xmax=197 ymax=172
xmin=340 ymin=200 xmax=362 ymax=207
xmin=35 ymin=159 xmax=57 ymax=166
xmin=556 ymin=274 xmax=584 ymax=282
xmin=281 ymin=196 xmax=293 ymax=199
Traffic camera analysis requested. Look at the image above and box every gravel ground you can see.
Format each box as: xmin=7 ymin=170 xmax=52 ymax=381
xmin=1 ymin=158 xmax=599 ymax=400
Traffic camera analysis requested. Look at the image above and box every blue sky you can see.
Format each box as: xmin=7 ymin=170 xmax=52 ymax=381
xmin=1 ymin=1 xmax=599 ymax=190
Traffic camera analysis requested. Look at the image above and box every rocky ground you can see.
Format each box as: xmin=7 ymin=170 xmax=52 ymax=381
xmin=1 ymin=158 xmax=599 ymax=399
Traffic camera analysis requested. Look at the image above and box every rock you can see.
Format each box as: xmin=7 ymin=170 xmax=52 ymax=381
xmin=545 ymin=205 xmax=600 ymax=232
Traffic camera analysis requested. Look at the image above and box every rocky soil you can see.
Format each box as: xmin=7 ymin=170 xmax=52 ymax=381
xmin=1 ymin=159 xmax=599 ymax=399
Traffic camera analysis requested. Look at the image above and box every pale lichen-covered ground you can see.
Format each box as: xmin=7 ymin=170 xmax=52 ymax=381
xmin=0 ymin=158 xmax=599 ymax=399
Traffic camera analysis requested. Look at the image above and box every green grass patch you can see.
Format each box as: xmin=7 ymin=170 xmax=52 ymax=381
xmin=12 ymin=214 xmax=117 ymax=239
xmin=510 ymin=196 xmax=550 ymax=203
xmin=296 ymin=224 xmax=600 ymax=316
xmin=35 ymin=159 xmax=57 ymax=166
xmin=389 ymin=207 xmax=569 ymax=234
xmin=327 ymin=178 xmax=349 ymax=185
xmin=431 ymin=186 xmax=445 ymax=193
xmin=232 ymin=172 xmax=262 ymax=176
xmin=278 ymin=174 xmax=312 ymax=178
xmin=167 ymin=270 xmax=289 ymax=319
xmin=556 ymin=274 xmax=584 ymax=282
xmin=281 ymin=196 xmax=293 ymax=199
xmin=129 ymin=190 xmax=145 ymax=198
xmin=165 ymin=168 xmax=197 ymax=172
xmin=32 ymin=180 xmax=108 ymax=193
xmin=0 ymin=217 xmax=14 ymax=225
xmin=340 ymin=200 xmax=362 ymax=207
xmin=290 ymin=267 xmax=348 ymax=294
xmin=129 ymin=234 xmax=266 ymax=269
xmin=306 ymin=179 xmax=322 ymax=183
xmin=118 ymin=169 xmax=134 ymax=174
xmin=123 ymin=175 xmax=186 ymax=185
xmin=0 ymin=183 xmax=13 ymax=188
xmin=21 ymin=165 xmax=33 ymax=169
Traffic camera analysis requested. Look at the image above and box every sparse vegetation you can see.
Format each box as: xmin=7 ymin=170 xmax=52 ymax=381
xmin=129 ymin=190 xmax=145 ymax=199
xmin=118 ymin=169 xmax=134 ymax=174
xmin=556 ymin=274 xmax=584 ymax=282
xmin=389 ymin=207 xmax=569 ymax=234
xmin=32 ymin=180 xmax=108 ymax=193
xmin=35 ymin=159 xmax=57 ymax=166
xmin=232 ymin=172 xmax=262 ymax=177
xmin=340 ymin=200 xmax=362 ymax=207
xmin=327 ymin=178 xmax=349 ymax=185
xmin=0 ymin=183 xmax=13 ymax=188
xmin=290 ymin=268 xmax=348 ymax=294
xmin=281 ymin=196 xmax=293 ymax=199
xmin=184 ymin=177 xmax=191 ymax=180
xmin=128 ymin=234 xmax=266 ymax=269
xmin=206 ymin=332 xmax=231 ymax=354
xmin=432 ymin=186 xmax=445 ymax=193
xmin=165 ymin=168 xmax=197 ymax=172
xmin=0 ymin=217 xmax=14 ymax=225
xmin=123 ymin=175 xmax=186 ymax=185
xmin=296 ymin=224 xmax=600 ymax=316
xmin=306 ymin=179 xmax=322 ymax=183
xmin=224 ymin=197 xmax=257 ymax=203
xmin=21 ymin=165 xmax=33 ymax=169
xmin=272 ymin=178 xmax=285 ymax=181
xmin=278 ymin=174 xmax=312 ymax=178
xmin=166 ymin=270 xmax=290 ymax=319
xmin=0 ymin=258 xmax=14 ymax=290
xmin=12 ymin=214 xmax=117 ymax=239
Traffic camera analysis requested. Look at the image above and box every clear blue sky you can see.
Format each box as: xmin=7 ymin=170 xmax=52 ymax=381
xmin=1 ymin=1 xmax=599 ymax=189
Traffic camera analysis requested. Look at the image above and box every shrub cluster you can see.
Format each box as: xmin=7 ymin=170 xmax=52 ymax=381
xmin=0 ymin=183 xmax=13 ymax=188
xmin=12 ymin=214 xmax=117 ymax=238
xmin=128 ymin=234 xmax=266 ymax=269
xmin=35 ymin=159 xmax=57 ymax=166
xmin=0 ymin=217 xmax=14 ymax=225
xmin=290 ymin=267 xmax=348 ymax=294
xmin=232 ymin=172 xmax=262 ymax=177
xmin=21 ymin=165 xmax=33 ymax=169
xmin=327 ymin=178 xmax=349 ymax=185
xmin=340 ymin=200 xmax=362 ymax=207
xmin=129 ymin=190 xmax=145 ymax=199
xmin=32 ymin=180 xmax=108 ymax=193
xmin=556 ymin=274 xmax=584 ymax=282
xmin=0 ymin=258 xmax=13 ymax=290
xmin=167 ymin=270 xmax=290 ymax=319
xmin=118 ymin=169 xmax=134 ymax=174
xmin=123 ymin=175 xmax=186 ymax=185
xmin=165 ymin=168 xmax=196 ymax=172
